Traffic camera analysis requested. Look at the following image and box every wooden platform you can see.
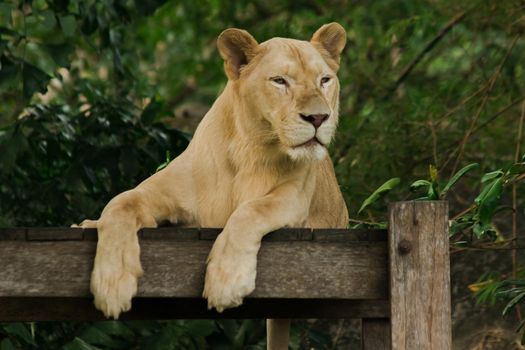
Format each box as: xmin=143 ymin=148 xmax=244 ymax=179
xmin=0 ymin=227 xmax=389 ymax=321
xmin=0 ymin=202 xmax=453 ymax=350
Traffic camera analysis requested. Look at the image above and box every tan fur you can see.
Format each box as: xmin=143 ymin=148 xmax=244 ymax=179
xmin=75 ymin=23 xmax=348 ymax=348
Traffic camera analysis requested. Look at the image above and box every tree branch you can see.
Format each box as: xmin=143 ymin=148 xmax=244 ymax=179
xmin=390 ymin=11 xmax=467 ymax=93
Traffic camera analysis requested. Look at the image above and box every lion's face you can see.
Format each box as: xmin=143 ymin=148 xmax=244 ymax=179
xmin=217 ymin=24 xmax=346 ymax=162
xmin=241 ymin=39 xmax=340 ymax=161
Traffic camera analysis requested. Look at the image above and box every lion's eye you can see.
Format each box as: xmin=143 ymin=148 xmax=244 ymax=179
xmin=271 ymin=77 xmax=288 ymax=86
xmin=321 ymin=76 xmax=331 ymax=86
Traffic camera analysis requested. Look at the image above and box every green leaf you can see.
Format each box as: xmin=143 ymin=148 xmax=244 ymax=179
xmin=134 ymin=0 xmax=168 ymax=16
xmin=78 ymin=326 xmax=114 ymax=347
xmin=22 ymin=61 xmax=50 ymax=100
xmin=449 ymin=220 xmax=471 ymax=236
xmin=2 ymin=324 xmax=35 ymax=345
xmin=502 ymin=292 xmax=525 ymax=316
xmin=518 ymin=318 xmax=525 ymax=332
xmin=0 ymin=338 xmax=16 ymax=350
xmin=58 ymin=15 xmax=77 ymax=37
xmin=427 ymin=182 xmax=440 ymax=200
xmin=441 ymin=163 xmax=479 ymax=197
xmin=217 ymin=320 xmax=240 ymax=344
xmin=472 ymin=222 xmax=495 ymax=239
xmin=481 ymin=170 xmax=504 ymax=183
xmin=141 ymin=99 xmax=163 ymax=124
xmin=63 ymin=337 xmax=102 ymax=350
xmin=358 ymin=178 xmax=400 ymax=215
xmin=0 ymin=3 xmax=12 ymax=25
xmin=507 ymin=162 xmax=525 ymax=175
xmin=0 ymin=55 xmax=20 ymax=86
xmin=45 ymin=43 xmax=74 ymax=68
xmin=410 ymin=179 xmax=431 ymax=191
xmin=0 ymin=26 xmax=20 ymax=38
xmin=155 ymin=150 xmax=171 ymax=172
xmin=184 ymin=320 xmax=217 ymax=337
xmin=477 ymin=178 xmax=503 ymax=225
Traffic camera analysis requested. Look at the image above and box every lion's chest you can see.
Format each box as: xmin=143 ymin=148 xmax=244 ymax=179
xmin=193 ymin=169 xmax=282 ymax=227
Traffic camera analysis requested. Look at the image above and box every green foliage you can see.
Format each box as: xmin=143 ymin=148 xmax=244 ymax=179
xmin=0 ymin=95 xmax=189 ymax=226
xmin=155 ymin=150 xmax=172 ymax=173
xmin=447 ymin=160 xmax=525 ymax=239
xmin=0 ymin=320 xmax=269 ymax=349
xmin=441 ymin=163 xmax=479 ymax=197
xmin=471 ymin=272 xmax=525 ymax=344
xmin=1 ymin=0 xmax=525 ymax=347
xmin=357 ymin=177 xmax=400 ymax=215
xmin=409 ymin=163 xmax=479 ymax=200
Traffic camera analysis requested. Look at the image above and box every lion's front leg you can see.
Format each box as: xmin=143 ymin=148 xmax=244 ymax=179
xmin=203 ymin=186 xmax=309 ymax=312
xmin=89 ymin=190 xmax=158 ymax=319
xmin=203 ymin=230 xmax=259 ymax=312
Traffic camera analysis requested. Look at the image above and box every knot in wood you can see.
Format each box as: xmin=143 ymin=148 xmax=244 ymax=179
xmin=398 ymin=239 xmax=412 ymax=255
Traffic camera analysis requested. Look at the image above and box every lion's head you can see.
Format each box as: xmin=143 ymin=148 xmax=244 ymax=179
xmin=217 ymin=23 xmax=346 ymax=162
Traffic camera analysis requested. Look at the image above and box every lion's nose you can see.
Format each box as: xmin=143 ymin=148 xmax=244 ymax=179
xmin=300 ymin=113 xmax=329 ymax=129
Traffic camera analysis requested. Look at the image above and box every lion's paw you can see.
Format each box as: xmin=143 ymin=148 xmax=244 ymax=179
xmin=71 ymin=219 xmax=98 ymax=228
xmin=203 ymin=233 xmax=258 ymax=312
xmin=90 ymin=245 xmax=143 ymax=319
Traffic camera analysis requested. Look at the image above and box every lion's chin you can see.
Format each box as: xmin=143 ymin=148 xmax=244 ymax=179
xmin=286 ymin=143 xmax=327 ymax=162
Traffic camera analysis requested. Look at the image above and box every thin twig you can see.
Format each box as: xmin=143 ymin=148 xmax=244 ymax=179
xmin=471 ymin=94 xmax=525 ymax=135
xmin=430 ymin=119 xmax=439 ymax=165
xmin=512 ymin=100 xmax=525 ymax=321
xmin=348 ymin=218 xmax=381 ymax=226
xmin=447 ymin=35 xmax=520 ymax=173
xmin=433 ymin=82 xmax=491 ymax=129
xmin=391 ymin=11 xmax=467 ymax=92
xmin=509 ymin=172 xmax=525 ymax=186
xmin=413 ymin=94 xmax=525 ymax=168
xmin=330 ymin=319 xmax=345 ymax=350
xmin=336 ymin=11 xmax=469 ymax=164
xmin=451 ymin=204 xmax=475 ymax=221
xmin=451 ymin=246 xmax=525 ymax=253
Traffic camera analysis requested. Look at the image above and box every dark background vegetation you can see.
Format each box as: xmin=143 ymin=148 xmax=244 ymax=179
xmin=1 ymin=0 xmax=525 ymax=348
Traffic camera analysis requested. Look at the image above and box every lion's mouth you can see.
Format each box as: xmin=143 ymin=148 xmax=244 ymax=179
xmin=293 ymin=137 xmax=324 ymax=148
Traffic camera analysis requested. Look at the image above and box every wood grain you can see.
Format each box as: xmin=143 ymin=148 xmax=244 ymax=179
xmin=0 ymin=297 xmax=389 ymax=321
xmin=0 ymin=240 xmax=388 ymax=299
xmin=0 ymin=227 xmax=389 ymax=322
xmin=388 ymin=201 xmax=451 ymax=350
xmin=362 ymin=318 xmax=391 ymax=350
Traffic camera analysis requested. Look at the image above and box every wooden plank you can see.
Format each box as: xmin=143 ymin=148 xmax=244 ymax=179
xmin=362 ymin=318 xmax=391 ymax=350
xmin=388 ymin=201 xmax=451 ymax=350
xmin=0 ymin=227 xmax=387 ymax=242
xmin=0 ymin=297 xmax=389 ymax=322
xmin=26 ymin=227 xmax=83 ymax=241
xmin=0 ymin=227 xmax=391 ymax=322
xmin=0 ymin=228 xmax=26 ymax=240
xmin=0 ymin=237 xmax=388 ymax=299
xmin=141 ymin=227 xmax=199 ymax=240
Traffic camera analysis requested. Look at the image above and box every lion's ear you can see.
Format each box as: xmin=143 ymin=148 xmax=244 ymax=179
xmin=311 ymin=23 xmax=346 ymax=70
xmin=217 ymin=28 xmax=258 ymax=80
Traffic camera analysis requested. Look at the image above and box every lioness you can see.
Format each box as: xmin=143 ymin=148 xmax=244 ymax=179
xmin=75 ymin=23 xmax=348 ymax=348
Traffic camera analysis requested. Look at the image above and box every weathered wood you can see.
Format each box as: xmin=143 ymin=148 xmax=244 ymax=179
xmin=0 ymin=297 xmax=389 ymax=321
xmin=362 ymin=318 xmax=391 ymax=350
xmin=0 ymin=240 xmax=387 ymax=299
xmin=0 ymin=227 xmax=389 ymax=322
xmin=0 ymin=202 xmax=455 ymax=349
xmin=388 ymin=201 xmax=451 ymax=350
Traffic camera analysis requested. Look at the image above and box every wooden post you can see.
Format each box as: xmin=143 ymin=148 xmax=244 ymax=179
xmin=388 ymin=201 xmax=451 ymax=350
xmin=362 ymin=318 xmax=391 ymax=350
